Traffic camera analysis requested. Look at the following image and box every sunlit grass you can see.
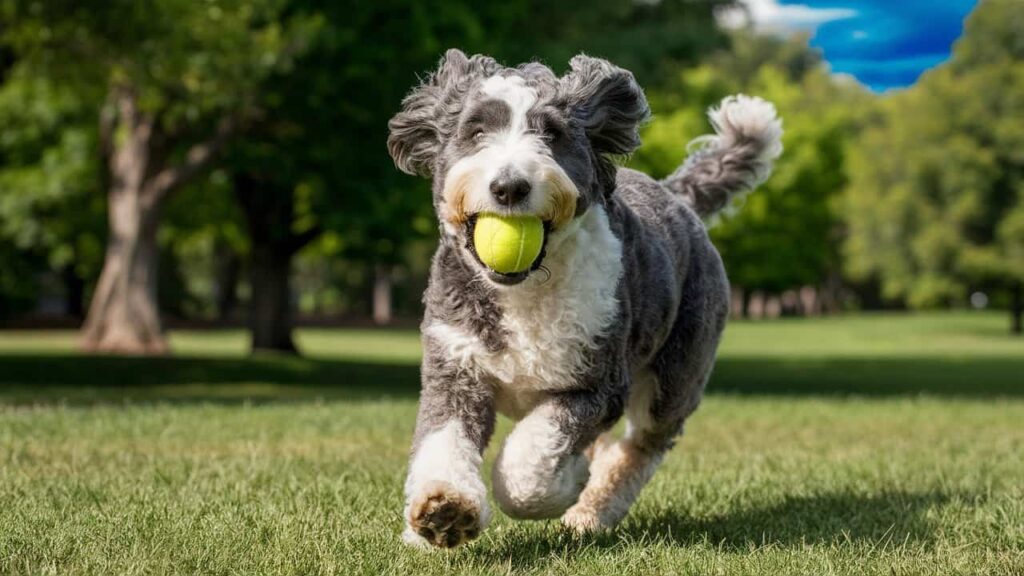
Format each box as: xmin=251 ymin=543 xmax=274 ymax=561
xmin=718 ymin=311 xmax=1024 ymax=359
xmin=2 ymin=310 xmax=1017 ymax=362
xmin=0 ymin=312 xmax=1022 ymax=575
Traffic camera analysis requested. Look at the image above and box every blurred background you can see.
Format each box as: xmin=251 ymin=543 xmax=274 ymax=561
xmin=2 ymin=2 xmax=1023 ymax=573
xmin=0 ymin=0 xmax=1020 ymax=357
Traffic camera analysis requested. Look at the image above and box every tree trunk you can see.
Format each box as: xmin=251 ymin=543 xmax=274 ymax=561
xmin=249 ymin=241 xmax=297 ymax=354
xmin=214 ymin=240 xmax=241 ymax=323
xmin=81 ymin=187 xmax=166 ymax=353
xmin=82 ymin=89 xmax=168 ymax=353
xmin=1012 ymin=281 xmax=1023 ymax=336
xmin=373 ymin=263 xmax=393 ymax=325
xmin=741 ymin=288 xmax=753 ymax=319
xmin=729 ymin=285 xmax=744 ymax=320
xmin=235 ymin=173 xmax=319 ymax=355
xmin=62 ymin=264 xmax=85 ymax=319
xmin=81 ymin=86 xmax=239 ymax=354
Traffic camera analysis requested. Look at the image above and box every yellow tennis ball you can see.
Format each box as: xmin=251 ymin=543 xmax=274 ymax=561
xmin=473 ymin=213 xmax=544 ymax=274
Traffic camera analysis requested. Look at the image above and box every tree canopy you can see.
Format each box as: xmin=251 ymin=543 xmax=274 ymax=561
xmin=843 ymin=0 xmax=1024 ymax=329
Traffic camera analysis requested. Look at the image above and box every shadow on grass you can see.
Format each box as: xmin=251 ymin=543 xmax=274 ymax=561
xmin=0 ymin=354 xmax=422 ymax=405
xmin=629 ymin=490 xmax=953 ymax=549
xmin=0 ymin=353 xmax=1020 ymax=405
xmin=712 ymin=356 xmax=1024 ymax=397
xmin=476 ymin=490 xmax=954 ymax=569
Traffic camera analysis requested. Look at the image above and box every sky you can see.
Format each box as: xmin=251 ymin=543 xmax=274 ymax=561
xmin=717 ymin=0 xmax=979 ymax=92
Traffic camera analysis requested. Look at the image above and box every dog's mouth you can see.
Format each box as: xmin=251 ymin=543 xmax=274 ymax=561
xmin=464 ymin=214 xmax=551 ymax=286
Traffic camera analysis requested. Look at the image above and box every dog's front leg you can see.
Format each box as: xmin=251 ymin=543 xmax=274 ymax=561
xmin=402 ymin=352 xmax=495 ymax=549
xmin=492 ymin=389 xmax=623 ymax=520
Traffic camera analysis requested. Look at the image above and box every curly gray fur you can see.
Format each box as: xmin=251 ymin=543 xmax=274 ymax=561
xmin=388 ymin=49 xmax=505 ymax=176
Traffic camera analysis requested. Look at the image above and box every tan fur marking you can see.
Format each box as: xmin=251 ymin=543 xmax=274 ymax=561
xmin=442 ymin=170 xmax=476 ymax=225
xmin=584 ymin=432 xmax=615 ymax=461
xmin=540 ymin=167 xmax=579 ymax=228
xmin=561 ymin=440 xmax=658 ymax=533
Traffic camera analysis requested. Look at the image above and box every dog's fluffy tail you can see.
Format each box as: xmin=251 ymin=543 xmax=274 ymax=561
xmin=661 ymin=95 xmax=783 ymax=219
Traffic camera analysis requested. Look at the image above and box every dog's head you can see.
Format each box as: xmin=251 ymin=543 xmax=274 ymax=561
xmin=388 ymin=49 xmax=649 ymax=285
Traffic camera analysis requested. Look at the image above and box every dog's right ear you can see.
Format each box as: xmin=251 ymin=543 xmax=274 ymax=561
xmin=560 ymin=55 xmax=650 ymax=158
xmin=388 ymin=49 xmax=501 ymax=177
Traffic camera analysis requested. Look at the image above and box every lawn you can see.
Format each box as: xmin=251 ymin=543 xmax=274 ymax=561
xmin=1 ymin=312 xmax=1022 ymax=575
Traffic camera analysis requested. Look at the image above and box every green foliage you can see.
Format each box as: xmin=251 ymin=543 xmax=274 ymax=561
xmin=0 ymin=0 xmax=321 ymax=321
xmin=161 ymin=171 xmax=248 ymax=318
xmin=0 ymin=239 xmax=38 ymax=317
xmin=0 ymin=62 xmax=105 ymax=289
xmin=10 ymin=0 xmax=1017 ymax=325
xmin=634 ymin=33 xmax=868 ymax=294
xmin=1 ymin=0 xmax=729 ymax=321
xmin=2 ymin=0 xmax=319 ymax=121
xmin=844 ymin=0 xmax=1024 ymax=307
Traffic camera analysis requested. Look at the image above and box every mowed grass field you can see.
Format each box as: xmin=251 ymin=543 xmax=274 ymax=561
xmin=0 ymin=313 xmax=1022 ymax=575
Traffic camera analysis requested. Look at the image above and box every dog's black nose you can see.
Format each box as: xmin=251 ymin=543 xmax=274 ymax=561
xmin=490 ymin=176 xmax=531 ymax=206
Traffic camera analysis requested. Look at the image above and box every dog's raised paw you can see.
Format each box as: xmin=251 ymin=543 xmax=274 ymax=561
xmin=408 ymin=482 xmax=482 ymax=548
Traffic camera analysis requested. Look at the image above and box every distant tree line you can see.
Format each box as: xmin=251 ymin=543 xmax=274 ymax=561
xmin=0 ymin=0 xmax=1020 ymax=352
xmin=842 ymin=0 xmax=1024 ymax=334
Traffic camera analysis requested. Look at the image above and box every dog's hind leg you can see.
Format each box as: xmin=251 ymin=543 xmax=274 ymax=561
xmin=560 ymin=369 xmax=676 ymax=532
xmin=563 ymin=261 xmax=728 ymax=533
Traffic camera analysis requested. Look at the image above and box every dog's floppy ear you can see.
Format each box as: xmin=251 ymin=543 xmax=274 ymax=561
xmin=388 ymin=49 xmax=502 ymax=177
xmin=561 ymin=55 xmax=650 ymax=157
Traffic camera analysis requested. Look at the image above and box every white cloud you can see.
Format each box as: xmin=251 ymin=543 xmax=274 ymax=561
xmin=717 ymin=0 xmax=857 ymax=36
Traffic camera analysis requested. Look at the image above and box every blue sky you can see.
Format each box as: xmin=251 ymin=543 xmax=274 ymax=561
xmin=718 ymin=0 xmax=979 ymax=91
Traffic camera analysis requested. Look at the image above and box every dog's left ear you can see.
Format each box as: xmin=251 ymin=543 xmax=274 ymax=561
xmin=388 ymin=49 xmax=502 ymax=177
xmin=561 ymin=55 xmax=650 ymax=157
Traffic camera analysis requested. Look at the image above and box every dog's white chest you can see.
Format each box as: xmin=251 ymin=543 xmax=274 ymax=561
xmin=426 ymin=208 xmax=623 ymax=418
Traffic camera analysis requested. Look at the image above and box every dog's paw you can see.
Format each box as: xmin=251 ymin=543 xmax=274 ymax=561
xmin=406 ymin=481 xmax=483 ymax=549
xmin=561 ymin=503 xmax=610 ymax=535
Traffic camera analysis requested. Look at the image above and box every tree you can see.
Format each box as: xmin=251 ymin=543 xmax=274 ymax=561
xmin=231 ymin=172 xmax=319 ymax=353
xmin=844 ymin=0 xmax=1024 ymax=333
xmin=1 ymin=0 xmax=317 ymax=352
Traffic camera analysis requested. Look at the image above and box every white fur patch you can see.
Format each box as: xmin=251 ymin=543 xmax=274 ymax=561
xmin=439 ymin=74 xmax=578 ymax=230
xmin=403 ymin=421 xmax=489 ymax=542
xmin=424 ymin=206 xmax=623 ymax=416
xmin=707 ymin=94 xmax=783 ymax=168
xmin=492 ymin=404 xmax=590 ymax=518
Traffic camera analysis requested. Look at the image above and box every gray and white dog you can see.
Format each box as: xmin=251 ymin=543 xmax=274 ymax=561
xmin=387 ymin=49 xmax=781 ymax=548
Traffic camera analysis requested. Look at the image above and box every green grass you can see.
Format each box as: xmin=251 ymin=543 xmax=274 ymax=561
xmin=1 ymin=312 xmax=1022 ymax=575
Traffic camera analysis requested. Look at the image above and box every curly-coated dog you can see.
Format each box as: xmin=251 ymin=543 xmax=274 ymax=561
xmin=387 ymin=49 xmax=782 ymax=548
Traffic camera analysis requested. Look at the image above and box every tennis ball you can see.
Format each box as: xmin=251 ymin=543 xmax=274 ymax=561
xmin=473 ymin=213 xmax=544 ymax=274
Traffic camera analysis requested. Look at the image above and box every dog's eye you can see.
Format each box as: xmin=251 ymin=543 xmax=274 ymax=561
xmin=471 ymin=128 xmax=486 ymax=140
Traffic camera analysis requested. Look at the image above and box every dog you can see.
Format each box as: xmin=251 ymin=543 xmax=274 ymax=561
xmin=387 ymin=49 xmax=782 ymax=548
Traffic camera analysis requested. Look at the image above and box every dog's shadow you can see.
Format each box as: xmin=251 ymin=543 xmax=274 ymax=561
xmin=472 ymin=490 xmax=956 ymax=569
